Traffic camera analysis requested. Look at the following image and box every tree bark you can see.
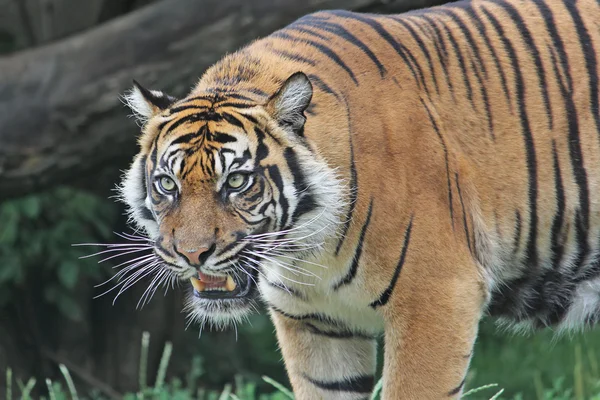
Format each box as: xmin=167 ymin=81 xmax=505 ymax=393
xmin=0 ymin=0 xmax=445 ymax=200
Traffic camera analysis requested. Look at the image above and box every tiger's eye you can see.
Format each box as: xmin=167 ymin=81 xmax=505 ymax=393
xmin=159 ymin=176 xmax=176 ymax=192
xmin=227 ymin=173 xmax=247 ymax=189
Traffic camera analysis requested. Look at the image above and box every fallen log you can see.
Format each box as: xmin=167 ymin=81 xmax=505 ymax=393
xmin=0 ymin=0 xmax=446 ymax=200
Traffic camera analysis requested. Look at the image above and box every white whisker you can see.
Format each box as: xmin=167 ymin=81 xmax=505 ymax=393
xmin=78 ymin=246 xmax=152 ymax=260
xmin=239 ymin=255 xmax=315 ymax=287
xmin=245 ymin=250 xmax=321 ymax=279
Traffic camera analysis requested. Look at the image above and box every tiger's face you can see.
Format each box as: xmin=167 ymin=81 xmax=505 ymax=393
xmin=119 ymin=73 xmax=344 ymax=328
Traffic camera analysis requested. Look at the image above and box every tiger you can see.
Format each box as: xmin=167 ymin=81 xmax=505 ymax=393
xmin=116 ymin=0 xmax=600 ymax=397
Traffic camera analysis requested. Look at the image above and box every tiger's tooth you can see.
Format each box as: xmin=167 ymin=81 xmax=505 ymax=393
xmin=190 ymin=277 xmax=205 ymax=292
xmin=225 ymin=275 xmax=237 ymax=291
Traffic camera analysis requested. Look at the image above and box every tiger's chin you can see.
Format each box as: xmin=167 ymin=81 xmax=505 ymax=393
xmin=183 ymin=267 xmax=260 ymax=329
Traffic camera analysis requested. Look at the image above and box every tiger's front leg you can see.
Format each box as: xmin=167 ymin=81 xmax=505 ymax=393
xmin=271 ymin=310 xmax=378 ymax=400
xmin=379 ymin=242 xmax=487 ymax=399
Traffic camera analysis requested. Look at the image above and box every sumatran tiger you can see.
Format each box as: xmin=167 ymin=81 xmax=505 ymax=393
xmin=114 ymin=0 xmax=600 ymax=397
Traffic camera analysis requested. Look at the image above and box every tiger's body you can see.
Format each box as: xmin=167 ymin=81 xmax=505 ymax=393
xmin=119 ymin=0 xmax=600 ymax=398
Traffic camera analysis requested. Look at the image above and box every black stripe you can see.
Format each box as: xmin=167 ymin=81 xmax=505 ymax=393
xmin=438 ymin=20 xmax=474 ymax=107
xmin=221 ymin=112 xmax=245 ymax=129
xmin=273 ymin=31 xmax=359 ymax=85
xmin=246 ymin=88 xmax=268 ymax=97
xmin=462 ymin=4 xmax=512 ymax=109
xmin=333 ymin=199 xmax=373 ymax=290
xmin=266 ymin=279 xmax=307 ymax=300
xmin=455 ymin=173 xmax=472 ymax=254
xmin=291 ymin=195 xmax=318 ymax=224
xmin=160 ymin=114 xmax=202 ymax=135
xmin=270 ymin=306 xmax=338 ymax=325
xmin=213 ymin=102 xmax=256 ymax=109
xmin=216 ymin=231 xmax=247 ymax=257
xmin=267 ymin=165 xmax=289 ymax=230
xmin=139 ymin=157 xmax=149 ymax=203
xmin=469 ymin=56 xmax=495 ymax=137
xmin=304 ymin=374 xmax=374 ymax=394
xmin=448 ymin=378 xmax=466 ymax=396
xmin=147 ymin=146 xmax=158 ymax=206
xmin=390 ymin=16 xmax=439 ymax=94
xmin=269 ymin=48 xmax=317 ymax=66
xmin=550 ymin=140 xmax=566 ymax=274
xmin=437 ymin=6 xmax=494 ymax=127
xmin=304 ymin=322 xmax=375 ymax=340
xmin=370 ymin=216 xmax=413 ymax=308
xmin=328 ymin=10 xmax=427 ymax=93
xmin=414 ymin=15 xmax=454 ymax=95
xmin=233 ymin=208 xmax=267 ymax=226
xmin=421 ymin=99 xmax=453 ymax=227
xmin=436 ymin=8 xmax=488 ymax=77
xmin=170 ymin=132 xmax=199 ymax=146
xmin=167 ymin=105 xmax=209 ymax=115
xmin=245 ymin=179 xmax=265 ymax=203
xmin=283 ymin=146 xmax=317 ymax=224
xmin=533 ymin=2 xmax=572 ymax=92
xmin=335 ymin=98 xmax=357 ymax=256
xmin=546 ymin=37 xmax=590 ymax=275
xmin=513 ymin=210 xmax=522 ymax=255
xmin=225 ymin=93 xmax=254 ymax=102
xmin=492 ymin=0 xmax=553 ymax=129
xmin=211 ymin=132 xmax=237 ymax=143
xmin=239 ymin=113 xmax=259 ymax=126
xmin=140 ymin=206 xmax=154 ymax=221
xmin=307 ymin=74 xmax=341 ymax=101
xmin=297 ymin=16 xmax=387 ymax=77
xmin=286 ymin=25 xmax=329 ymax=41
xmin=253 ymin=127 xmax=270 ymax=163
xmin=283 ymin=147 xmax=309 ymax=195
xmin=482 ymin=6 xmax=538 ymax=268
xmin=563 ymin=0 xmax=600 ymax=137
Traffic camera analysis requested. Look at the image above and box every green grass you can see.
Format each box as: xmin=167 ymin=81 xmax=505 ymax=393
xmin=6 ymin=326 xmax=600 ymax=399
xmin=468 ymin=320 xmax=600 ymax=399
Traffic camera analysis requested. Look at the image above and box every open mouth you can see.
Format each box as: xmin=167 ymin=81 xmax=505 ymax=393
xmin=189 ymin=270 xmax=256 ymax=299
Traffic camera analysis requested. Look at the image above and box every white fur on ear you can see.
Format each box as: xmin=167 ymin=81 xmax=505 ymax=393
xmin=268 ymin=72 xmax=313 ymax=134
xmin=122 ymin=80 xmax=177 ymax=125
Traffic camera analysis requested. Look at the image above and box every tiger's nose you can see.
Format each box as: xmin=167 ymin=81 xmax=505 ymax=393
xmin=176 ymin=244 xmax=216 ymax=266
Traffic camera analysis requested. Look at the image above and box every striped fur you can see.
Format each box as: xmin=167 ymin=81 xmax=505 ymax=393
xmin=119 ymin=0 xmax=600 ymax=397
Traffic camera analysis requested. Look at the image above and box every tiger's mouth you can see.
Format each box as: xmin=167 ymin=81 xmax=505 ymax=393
xmin=189 ymin=269 xmax=257 ymax=299
xmin=183 ymin=265 xmax=260 ymax=328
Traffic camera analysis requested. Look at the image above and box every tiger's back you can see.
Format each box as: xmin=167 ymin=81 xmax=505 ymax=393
xmin=198 ymin=0 xmax=600 ymax=330
xmin=121 ymin=0 xmax=600 ymax=397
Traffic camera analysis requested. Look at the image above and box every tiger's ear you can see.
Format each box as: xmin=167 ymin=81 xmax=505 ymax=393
xmin=266 ymin=72 xmax=313 ymax=135
xmin=123 ymin=80 xmax=177 ymax=124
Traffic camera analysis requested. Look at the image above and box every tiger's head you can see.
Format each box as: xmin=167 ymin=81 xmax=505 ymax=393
xmin=119 ymin=72 xmax=344 ymax=328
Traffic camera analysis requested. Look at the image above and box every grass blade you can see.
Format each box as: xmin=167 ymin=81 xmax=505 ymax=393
xmin=59 ymin=364 xmax=79 ymax=400
xmin=262 ymin=376 xmax=294 ymax=399
xmin=369 ymin=378 xmax=383 ymax=400
xmin=463 ymin=383 xmax=498 ymax=397
xmin=6 ymin=367 xmax=12 ymax=400
xmin=154 ymin=341 xmax=173 ymax=393
xmin=20 ymin=377 xmax=36 ymax=400
xmin=575 ymin=343 xmax=585 ymax=400
xmin=489 ymin=388 xmax=504 ymax=400
xmin=218 ymin=383 xmax=232 ymax=400
xmin=45 ymin=378 xmax=56 ymax=400
xmin=139 ymin=331 xmax=150 ymax=397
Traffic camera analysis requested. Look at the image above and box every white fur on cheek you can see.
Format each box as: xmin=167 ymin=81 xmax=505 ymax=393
xmin=118 ymin=154 xmax=160 ymax=239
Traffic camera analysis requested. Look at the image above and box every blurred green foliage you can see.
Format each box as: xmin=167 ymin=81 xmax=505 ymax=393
xmin=469 ymin=321 xmax=600 ymax=399
xmin=0 ymin=187 xmax=117 ymax=320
